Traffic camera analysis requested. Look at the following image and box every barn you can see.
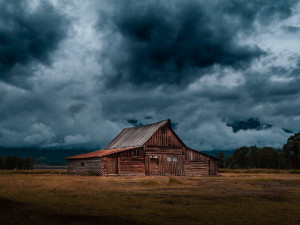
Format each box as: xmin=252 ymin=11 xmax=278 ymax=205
xmin=66 ymin=119 xmax=219 ymax=176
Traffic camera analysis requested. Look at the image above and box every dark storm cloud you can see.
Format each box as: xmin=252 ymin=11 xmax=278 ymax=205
xmin=0 ymin=0 xmax=299 ymax=150
xmin=226 ymin=118 xmax=272 ymax=133
xmin=96 ymin=0 xmax=297 ymax=88
xmin=0 ymin=0 xmax=69 ymax=84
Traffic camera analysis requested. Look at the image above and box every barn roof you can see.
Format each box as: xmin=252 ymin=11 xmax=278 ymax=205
xmin=103 ymin=119 xmax=170 ymax=150
xmin=65 ymin=147 xmax=138 ymax=159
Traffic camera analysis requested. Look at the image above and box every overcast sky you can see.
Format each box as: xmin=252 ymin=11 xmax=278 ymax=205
xmin=1 ymin=0 xmax=300 ymax=150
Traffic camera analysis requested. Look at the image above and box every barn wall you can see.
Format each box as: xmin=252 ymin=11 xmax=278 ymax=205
xmin=118 ymin=157 xmax=145 ymax=175
xmin=185 ymin=148 xmax=218 ymax=175
xmin=146 ymin=125 xmax=183 ymax=147
xmin=67 ymin=158 xmax=102 ymax=175
xmin=185 ymin=148 xmax=211 ymax=161
xmin=145 ymin=146 xmax=185 ymax=176
xmin=146 ymin=147 xmax=183 ymax=155
xmin=184 ymin=161 xmax=209 ymax=176
xmin=101 ymin=148 xmax=145 ymax=176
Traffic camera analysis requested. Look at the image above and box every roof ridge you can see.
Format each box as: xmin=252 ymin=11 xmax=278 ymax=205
xmin=124 ymin=119 xmax=169 ymax=129
xmin=103 ymin=119 xmax=170 ymax=149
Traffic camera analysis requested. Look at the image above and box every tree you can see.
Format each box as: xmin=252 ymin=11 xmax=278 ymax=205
xmin=0 ymin=157 xmax=5 ymax=169
xmin=225 ymin=155 xmax=234 ymax=169
xmin=233 ymin=147 xmax=250 ymax=168
xmin=24 ymin=157 xmax=35 ymax=170
xmin=282 ymin=132 xmax=300 ymax=169
xmin=216 ymin=152 xmax=225 ymax=168
xmin=16 ymin=157 xmax=25 ymax=170
xmin=5 ymin=156 xmax=19 ymax=170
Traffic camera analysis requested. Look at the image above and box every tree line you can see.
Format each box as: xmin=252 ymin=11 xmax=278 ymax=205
xmin=216 ymin=132 xmax=300 ymax=169
xmin=0 ymin=156 xmax=35 ymax=170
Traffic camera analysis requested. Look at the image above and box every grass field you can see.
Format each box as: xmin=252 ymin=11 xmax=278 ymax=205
xmin=0 ymin=171 xmax=300 ymax=225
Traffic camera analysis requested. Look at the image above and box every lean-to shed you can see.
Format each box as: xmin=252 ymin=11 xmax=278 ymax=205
xmin=66 ymin=119 xmax=219 ymax=176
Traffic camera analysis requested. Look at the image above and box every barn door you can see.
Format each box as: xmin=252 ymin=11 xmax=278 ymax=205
xmin=107 ymin=157 xmax=118 ymax=175
xmin=208 ymin=160 xmax=214 ymax=175
xmin=150 ymin=157 xmax=159 ymax=175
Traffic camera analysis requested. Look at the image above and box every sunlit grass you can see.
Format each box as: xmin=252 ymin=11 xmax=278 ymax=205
xmin=0 ymin=171 xmax=299 ymax=225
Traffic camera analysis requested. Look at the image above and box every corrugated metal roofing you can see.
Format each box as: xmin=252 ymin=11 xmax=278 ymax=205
xmin=65 ymin=147 xmax=138 ymax=159
xmin=104 ymin=119 xmax=169 ymax=149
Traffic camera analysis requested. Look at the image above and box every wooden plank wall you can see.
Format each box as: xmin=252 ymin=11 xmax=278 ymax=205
xmin=118 ymin=157 xmax=145 ymax=175
xmin=145 ymin=146 xmax=185 ymax=176
xmin=146 ymin=126 xmax=183 ymax=147
xmin=67 ymin=158 xmax=102 ymax=175
xmin=185 ymin=148 xmax=219 ymax=175
xmin=107 ymin=157 xmax=118 ymax=175
xmin=158 ymin=155 xmax=185 ymax=176
xmin=185 ymin=148 xmax=211 ymax=161
xmin=209 ymin=160 xmax=218 ymax=175
xmin=146 ymin=147 xmax=183 ymax=155
xmin=184 ymin=161 xmax=209 ymax=176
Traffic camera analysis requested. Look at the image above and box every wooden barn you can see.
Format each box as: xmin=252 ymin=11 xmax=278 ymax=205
xmin=66 ymin=119 xmax=219 ymax=176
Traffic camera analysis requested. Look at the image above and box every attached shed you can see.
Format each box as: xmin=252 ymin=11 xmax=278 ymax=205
xmin=66 ymin=119 xmax=219 ymax=176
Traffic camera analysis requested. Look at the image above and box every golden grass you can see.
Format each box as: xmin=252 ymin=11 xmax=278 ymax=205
xmin=0 ymin=171 xmax=300 ymax=225
xmin=219 ymin=168 xmax=300 ymax=174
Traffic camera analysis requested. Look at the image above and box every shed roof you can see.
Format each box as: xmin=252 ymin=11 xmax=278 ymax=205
xmin=65 ymin=147 xmax=138 ymax=159
xmin=103 ymin=119 xmax=170 ymax=149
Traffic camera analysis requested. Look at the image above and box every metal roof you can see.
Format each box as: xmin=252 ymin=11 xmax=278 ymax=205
xmin=65 ymin=147 xmax=138 ymax=159
xmin=104 ymin=119 xmax=170 ymax=149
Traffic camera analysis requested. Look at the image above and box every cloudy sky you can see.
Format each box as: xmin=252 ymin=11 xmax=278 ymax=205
xmin=1 ymin=0 xmax=300 ymax=151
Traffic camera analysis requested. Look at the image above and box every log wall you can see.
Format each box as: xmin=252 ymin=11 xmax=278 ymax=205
xmin=118 ymin=157 xmax=145 ymax=175
xmin=67 ymin=158 xmax=102 ymax=175
xmin=185 ymin=148 xmax=218 ymax=175
xmin=184 ymin=161 xmax=209 ymax=176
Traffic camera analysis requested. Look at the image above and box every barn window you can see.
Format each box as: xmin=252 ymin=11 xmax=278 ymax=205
xmin=167 ymin=157 xmax=171 ymax=162
xmin=172 ymin=157 xmax=178 ymax=162
xmin=81 ymin=162 xmax=84 ymax=167
xmin=133 ymin=149 xmax=139 ymax=156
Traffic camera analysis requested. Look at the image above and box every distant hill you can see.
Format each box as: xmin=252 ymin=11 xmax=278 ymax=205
xmin=0 ymin=148 xmax=91 ymax=166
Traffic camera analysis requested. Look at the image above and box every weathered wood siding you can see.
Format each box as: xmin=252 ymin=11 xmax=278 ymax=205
xmin=185 ymin=148 xmax=210 ymax=161
xmin=184 ymin=161 xmax=209 ymax=176
xmin=67 ymin=158 xmax=102 ymax=175
xmin=145 ymin=154 xmax=184 ymax=176
xmin=146 ymin=125 xmax=183 ymax=147
xmin=146 ymin=147 xmax=183 ymax=155
xmin=208 ymin=160 xmax=218 ymax=175
xmin=185 ymin=148 xmax=218 ymax=175
xmin=118 ymin=157 xmax=145 ymax=175
xmin=101 ymin=148 xmax=145 ymax=176
xmin=158 ymin=155 xmax=184 ymax=176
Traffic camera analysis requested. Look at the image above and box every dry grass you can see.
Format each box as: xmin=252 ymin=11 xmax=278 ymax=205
xmin=0 ymin=171 xmax=300 ymax=225
xmin=219 ymin=168 xmax=300 ymax=174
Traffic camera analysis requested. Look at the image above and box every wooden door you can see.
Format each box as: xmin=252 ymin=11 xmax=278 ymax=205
xmin=150 ymin=158 xmax=159 ymax=175
xmin=107 ymin=157 xmax=118 ymax=175
xmin=208 ymin=160 xmax=215 ymax=175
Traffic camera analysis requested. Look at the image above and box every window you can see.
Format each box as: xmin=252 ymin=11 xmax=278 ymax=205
xmin=167 ymin=157 xmax=171 ymax=162
xmin=133 ymin=149 xmax=139 ymax=156
xmin=81 ymin=162 xmax=84 ymax=167
xmin=172 ymin=157 xmax=178 ymax=162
